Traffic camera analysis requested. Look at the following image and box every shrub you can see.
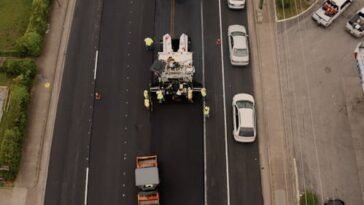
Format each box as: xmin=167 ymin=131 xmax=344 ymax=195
xmin=2 ymin=59 xmax=37 ymax=77
xmin=300 ymin=191 xmax=320 ymax=205
xmin=0 ymin=128 xmax=22 ymax=180
xmin=15 ymin=0 xmax=51 ymax=57
xmin=16 ymin=32 xmax=42 ymax=57
xmin=27 ymin=0 xmax=50 ymax=34
xmin=0 ymin=85 xmax=30 ymax=181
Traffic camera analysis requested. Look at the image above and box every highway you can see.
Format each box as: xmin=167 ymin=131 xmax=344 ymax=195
xmin=44 ymin=0 xmax=263 ymax=205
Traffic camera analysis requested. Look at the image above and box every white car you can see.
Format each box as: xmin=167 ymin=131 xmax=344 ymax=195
xmin=228 ymin=0 xmax=246 ymax=9
xmin=228 ymin=25 xmax=249 ymax=66
xmin=232 ymin=93 xmax=256 ymax=143
xmin=346 ymin=7 xmax=364 ymax=37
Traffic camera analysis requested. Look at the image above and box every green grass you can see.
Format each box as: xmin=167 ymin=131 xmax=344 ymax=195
xmin=276 ymin=0 xmax=314 ymax=20
xmin=0 ymin=0 xmax=33 ymax=50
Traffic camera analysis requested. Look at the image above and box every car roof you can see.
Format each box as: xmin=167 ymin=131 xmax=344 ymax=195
xmin=233 ymin=36 xmax=247 ymax=49
xmin=238 ymin=108 xmax=254 ymax=128
xmin=228 ymin=24 xmax=246 ymax=33
xmin=233 ymin=93 xmax=255 ymax=104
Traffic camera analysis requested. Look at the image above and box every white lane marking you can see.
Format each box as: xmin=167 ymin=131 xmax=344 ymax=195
xmin=293 ymin=158 xmax=300 ymax=204
xmin=93 ymin=50 xmax=99 ymax=80
xmin=84 ymin=167 xmax=89 ymax=205
xmin=200 ymin=1 xmax=207 ymax=205
xmin=217 ymin=0 xmax=231 ymax=204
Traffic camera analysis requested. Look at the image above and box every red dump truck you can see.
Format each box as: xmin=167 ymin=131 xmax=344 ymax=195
xmin=135 ymin=155 xmax=160 ymax=205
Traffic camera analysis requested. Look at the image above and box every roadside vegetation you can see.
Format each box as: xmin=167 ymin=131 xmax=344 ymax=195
xmin=0 ymin=59 xmax=36 ymax=181
xmin=276 ymin=0 xmax=315 ymax=20
xmin=300 ymin=191 xmax=320 ymax=205
xmin=0 ymin=0 xmax=33 ymax=52
xmin=0 ymin=0 xmax=51 ymax=182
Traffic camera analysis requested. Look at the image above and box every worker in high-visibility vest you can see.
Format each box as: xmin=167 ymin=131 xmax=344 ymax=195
xmin=156 ymin=90 xmax=164 ymax=103
xmin=187 ymin=88 xmax=193 ymax=102
xmin=144 ymin=37 xmax=154 ymax=51
xmin=203 ymin=105 xmax=210 ymax=118
xmin=201 ymin=88 xmax=207 ymax=98
xmin=144 ymin=98 xmax=150 ymax=110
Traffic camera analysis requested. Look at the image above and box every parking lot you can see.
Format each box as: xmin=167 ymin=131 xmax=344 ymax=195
xmin=276 ymin=1 xmax=364 ymax=203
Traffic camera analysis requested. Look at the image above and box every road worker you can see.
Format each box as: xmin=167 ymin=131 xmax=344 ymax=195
xmin=144 ymin=37 xmax=154 ymax=51
xmin=156 ymin=90 xmax=164 ymax=103
xmin=187 ymin=88 xmax=193 ymax=102
xmin=143 ymin=90 xmax=149 ymax=99
xmin=201 ymin=88 xmax=207 ymax=98
xmin=144 ymin=98 xmax=150 ymax=110
xmin=95 ymin=92 xmax=101 ymax=100
xmin=203 ymin=105 xmax=210 ymax=118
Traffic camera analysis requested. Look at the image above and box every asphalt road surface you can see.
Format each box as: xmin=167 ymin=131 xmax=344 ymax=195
xmin=44 ymin=0 xmax=263 ymax=204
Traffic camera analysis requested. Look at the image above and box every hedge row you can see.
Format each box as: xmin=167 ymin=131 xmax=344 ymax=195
xmin=0 ymin=59 xmax=36 ymax=180
xmin=16 ymin=0 xmax=51 ymax=57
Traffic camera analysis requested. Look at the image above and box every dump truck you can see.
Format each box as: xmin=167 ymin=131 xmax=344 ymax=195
xmin=135 ymin=155 xmax=160 ymax=205
xmin=146 ymin=33 xmax=205 ymax=104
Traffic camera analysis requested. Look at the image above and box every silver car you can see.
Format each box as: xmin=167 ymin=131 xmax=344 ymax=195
xmin=228 ymin=25 xmax=249 ymax=66
xmin=227 ymin=0 xmax=246 ymax=9
xmin=232 ymin=93 xmax=256 ymax=143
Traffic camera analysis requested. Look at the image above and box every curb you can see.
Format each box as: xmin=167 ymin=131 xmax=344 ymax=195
xmin=34 ymin=0 xmax=78 ymax=204
xmin=249 ymin=0 xmax=273 ymax=204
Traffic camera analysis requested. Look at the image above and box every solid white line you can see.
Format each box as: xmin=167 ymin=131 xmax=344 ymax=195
xmin=293 ymin=158 xmax=300 ymax=204
xmin=217 ymin=0 xmax=231 ymax=204
xmin=93 ymin=50 xmax=99 ymax=80
xmin=200 ymin=1 xmax=207 ymax=205
xmin=84 ymin=167 xmax=89 ymax=205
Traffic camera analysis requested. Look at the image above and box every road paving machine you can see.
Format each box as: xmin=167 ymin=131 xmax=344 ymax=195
xmin=144 ymin=33 xmax=205 ymax=107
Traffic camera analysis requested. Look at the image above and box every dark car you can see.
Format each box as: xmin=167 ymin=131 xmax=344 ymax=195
xmin=324 ymin=199 xmax=345 ymax=205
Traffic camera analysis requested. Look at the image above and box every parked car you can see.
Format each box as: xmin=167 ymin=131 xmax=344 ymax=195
xmin=324 ymin=199 xmax=345 ymax=205
xmin=232 ymin=93 xmax=256 ymax=143
xmin=227 ymin=0 xmax=246 ymax=9
xmin=228 ymin=25 xmax=249 ymax=66
xmin=311 ymin=0 xmax=352 ymax=27
xmin=346 ymin=7 xmax=364 ymax=37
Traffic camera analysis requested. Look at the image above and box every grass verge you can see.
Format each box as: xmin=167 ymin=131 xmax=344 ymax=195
xmin=276 ymin=0 xmax=314 ymax=20
xmin=0 ymin=0 xmax=33 ymax=50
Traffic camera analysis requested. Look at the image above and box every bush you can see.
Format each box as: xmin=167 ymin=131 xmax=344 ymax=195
xmin=300 ymin=191 xmax=320 ymax=205
xmin=277 ymin=0 xmax=292 ymax=9
xmin=0 ymin=128 xmax=22 ymax=180
xmin=27 ymin=0 xmax=50 ymax=34
xmin=15 ymin=0 xmax=51 ymax=57
xmin=0 ymin=85 xmax=30 ymax=181
xmin=1 ymin=58 xmax=37 ymax=87
xmin=2 ymin=59 xmax=37 ymax=77
xmin=16 ymin=32 xmax=42 ymax=57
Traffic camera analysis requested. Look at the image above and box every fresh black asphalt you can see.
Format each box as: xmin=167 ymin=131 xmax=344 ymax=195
xmin=44 ymin=0 xmax=263 ymax=205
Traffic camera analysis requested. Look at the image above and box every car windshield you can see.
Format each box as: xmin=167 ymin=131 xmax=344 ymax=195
xmin=233 ymin=48 xmax=248 ymax=57
xmin=236 ymin=100 xmax=253 ymax=109
xmin=239 ymin=127 xmax=254 ymax=137
xmin=231 ymin=31 xmax=245 ymax=36
xmin=359 ymin=12 xmax=364 ymax=18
